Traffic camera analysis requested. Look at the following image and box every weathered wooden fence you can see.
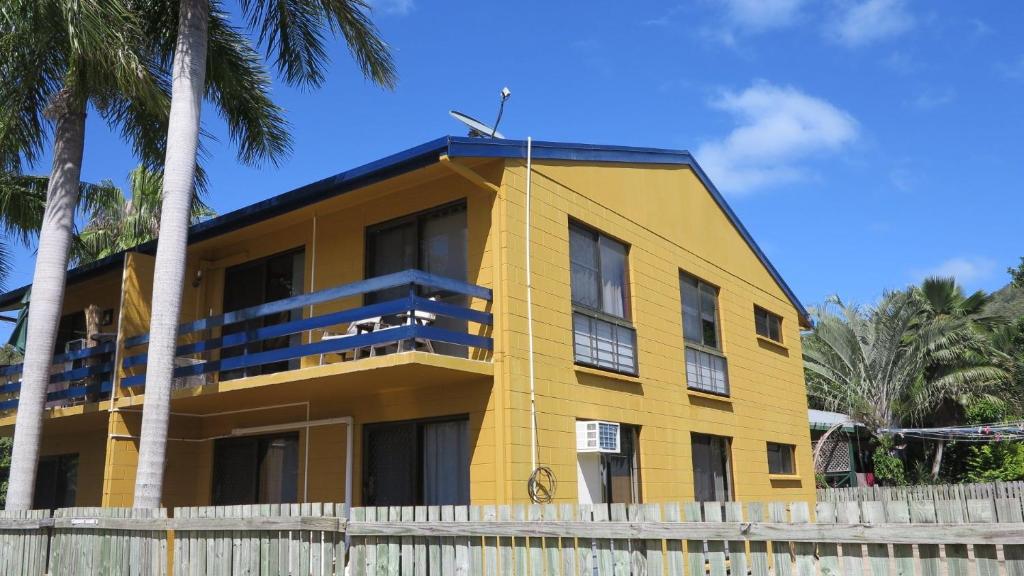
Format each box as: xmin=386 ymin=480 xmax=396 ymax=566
xmin=819 ymin=480 xmax=1024 ymax=505
xmin=5 ymin=499 xmax=1024 ymax=574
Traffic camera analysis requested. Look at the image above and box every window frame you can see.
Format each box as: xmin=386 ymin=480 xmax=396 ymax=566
xmin=754 ymin=305 xmax=783 ymax=343
xmin=211 ymin=432 xmax=300 ymax=506
xmin=766 ymin=442 xmax=797 ymax=475
xmin=568 ymin=221 xmax=638 ymax=376
xmin=363 ymin=200 xmax=469 ymax=301
xmin=568 ymin=221 xmax=633 ymax=323
xmin=362 ymin=414 xmax=471 ymax=507
xmin=680 ymin=272 xmax=729 ymax=395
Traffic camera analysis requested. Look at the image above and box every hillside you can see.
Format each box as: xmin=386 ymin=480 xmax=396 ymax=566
xmin=987 ymin=283 xmax=1024 ymax=320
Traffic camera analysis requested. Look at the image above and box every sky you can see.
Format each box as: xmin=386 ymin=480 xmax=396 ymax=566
xmin=5 ymin=0 xmax=1024 ymax=337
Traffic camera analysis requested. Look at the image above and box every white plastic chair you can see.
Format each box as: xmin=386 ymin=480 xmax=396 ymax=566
xmin=319 ymin=316 xmax=384 ymax=364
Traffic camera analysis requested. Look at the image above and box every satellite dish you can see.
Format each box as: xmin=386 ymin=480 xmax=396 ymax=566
xmin=449 ymin=110 xmax=505 ymax=139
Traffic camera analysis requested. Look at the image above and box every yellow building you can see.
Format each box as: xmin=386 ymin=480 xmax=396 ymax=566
xmin=0 ymin=136 xmax=815 ymax=509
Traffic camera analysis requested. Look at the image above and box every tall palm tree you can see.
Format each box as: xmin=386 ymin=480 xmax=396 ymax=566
xmin=133 ymin=0 xmax=396 ymax=508
xmin=913 ymin=276 xmax=999 ymax=478
xmin=0 ymin=0 xmax=162 ymax=511
xmin=1 ymin=0 xmax=291 ymax=510
xmin=72 ymin=166 xmax=215 ymax=266
xmin=804 ymin=290 xmax=1005 ymax=437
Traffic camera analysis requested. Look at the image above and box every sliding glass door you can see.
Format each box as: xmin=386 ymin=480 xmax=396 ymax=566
xmin=365 ymin=202 xmax=468 ymax=356
xmin=221 ymin=248 xmax=305 ymax=380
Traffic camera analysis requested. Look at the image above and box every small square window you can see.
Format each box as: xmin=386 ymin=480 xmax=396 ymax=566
xmin=767 ymin=442 xmax=796 ymax=475
xmin=754 ymin=306 xmax=783 ymax=343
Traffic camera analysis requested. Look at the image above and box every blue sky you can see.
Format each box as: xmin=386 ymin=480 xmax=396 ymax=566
xmin=6 ymin=0 xmax=1024 ymax=330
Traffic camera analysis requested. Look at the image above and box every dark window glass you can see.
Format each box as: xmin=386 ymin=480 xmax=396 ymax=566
xmin=603 ymin=425 xmax=641 ymax=504
xmin=221 ymin=249 xmax=305 ymax=380
xmin=570 ymin=223 xmax=636 ymax=375
xmin=680 ymin=274 xmax=720 ymax=349
xmin=767 ymin=442 xmax=796 ymax=475
xmin=366 ymin=203 xmax=468 ymax=357
xmin=754 ymin=306 xmax=783 ymax=342
xmin=54 ymin=312 xmax=87 ymax=355
xmin=33 ymin=454 xmax=78 ymax=510
xmin=213 ymin=433 xmax=299 ymax=505
xmin=691 ymin=434 xmax=732 ymax=502
xmin=569 ymin=223 xmax=629 ymax=319
xmin=363 ymin=417 xmax=470 ymax=506
xmin=681 ymin=273 xmax=729 ymax=395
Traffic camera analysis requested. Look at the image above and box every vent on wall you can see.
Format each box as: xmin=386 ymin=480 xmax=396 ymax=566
xmin=576 ymin=421 xmax=620 ymax=453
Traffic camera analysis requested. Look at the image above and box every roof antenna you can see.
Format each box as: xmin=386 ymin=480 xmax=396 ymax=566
xmin=449 ymin=86 xmax=511 ymax=139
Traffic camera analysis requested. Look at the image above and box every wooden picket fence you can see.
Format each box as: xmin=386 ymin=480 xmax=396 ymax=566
xmin=4 ymin=499 xmax=1024 ymax=574
xmin=818 ymin=480 xmax=1024 ymax=505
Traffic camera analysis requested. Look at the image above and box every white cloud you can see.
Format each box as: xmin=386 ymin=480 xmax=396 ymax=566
xmin=720 ymin=0 xmax=805 ymax=31
xmin=370 ymin=0 xmax=414 ymax=16
xmin=909 ymin=88 xmax=955 ymax=110
xmin=696 ymin=82 xmax=859 ymax=195
xmin=998 ymin=55 xmax=1024 ymax=81
xmin=828 ymin=0 xmax=915 ymax=47
xmin=914 ymin=257 xmax=997 ymax=286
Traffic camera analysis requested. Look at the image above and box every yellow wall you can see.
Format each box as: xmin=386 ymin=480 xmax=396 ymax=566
xmin=494 ymin=160 xmax=815 ymax=504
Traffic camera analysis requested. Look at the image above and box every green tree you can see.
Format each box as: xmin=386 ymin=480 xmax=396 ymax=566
xmin=913 ymin=276 xmax=1001 ymax=478
xmin=133 ymin=0 xmax=396 ymax=508
xmin=72 ymin=166 xmax=215 ymax=265
xmin=803 ymin=290 xmax=1007 ymax=483
xmin=1 ymin=0 xmax=291 ymax=509
xmin=959 ymin=398 xmax=1024 ymax=483
xmin=0 ymin=0 xmax=162 ymax=511
xmin=1008 ymin=257 xmax=1024 ymax=289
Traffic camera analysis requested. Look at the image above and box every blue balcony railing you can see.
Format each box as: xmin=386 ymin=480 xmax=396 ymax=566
xmin=0 ymin=270 xmax=492 ymax=413
xmin=0 ymin=343 xmax=115 ymax=411
xmin=118 ymin=270 xmax=493 ymax=391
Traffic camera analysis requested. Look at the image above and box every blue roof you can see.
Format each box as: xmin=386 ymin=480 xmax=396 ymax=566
xmin=0 ymin=136 xmax=809 ymax=324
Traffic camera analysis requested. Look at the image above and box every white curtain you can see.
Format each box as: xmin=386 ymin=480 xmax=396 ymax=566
xmin=422 ymin=420 xmax=470 ymax=505
xmin=599 ymin=237 xmax=627 ymax=318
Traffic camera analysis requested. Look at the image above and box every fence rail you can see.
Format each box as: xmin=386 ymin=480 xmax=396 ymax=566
xmin=4 ymin=499 xmax=1024 ymax=575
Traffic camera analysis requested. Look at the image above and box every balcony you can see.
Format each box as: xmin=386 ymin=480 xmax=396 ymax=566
xmin=0 ymin=270 xmax=493 ymax=413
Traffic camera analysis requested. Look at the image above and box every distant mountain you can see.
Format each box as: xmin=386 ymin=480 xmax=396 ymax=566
xmin=987 ymin=283 xmax=1024 ymax=320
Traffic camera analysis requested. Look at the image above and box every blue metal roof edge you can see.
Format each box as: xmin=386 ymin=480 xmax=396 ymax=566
xmin=446 ymin=136 xmax=811 ymax=325
xmin=0 ymin=135 xmax=809 ymax=326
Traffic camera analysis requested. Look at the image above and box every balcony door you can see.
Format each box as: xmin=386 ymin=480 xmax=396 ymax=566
xmin=363 ymin=417 xmax=470 ymax=506
xmin=365 ymin=202 xmax=468 ymax=356
xmin=221 ymin=248 xmax=305 ymax=380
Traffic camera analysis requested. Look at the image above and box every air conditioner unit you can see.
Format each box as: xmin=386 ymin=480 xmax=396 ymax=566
xmin=64 ymin=338 xmax=88 ymax=373
xmin=576 ymin=420 xmax=620 ymax=453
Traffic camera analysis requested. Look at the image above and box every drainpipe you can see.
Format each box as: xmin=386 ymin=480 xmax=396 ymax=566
xmin=525 ymin=136 xmax=538 ymax=473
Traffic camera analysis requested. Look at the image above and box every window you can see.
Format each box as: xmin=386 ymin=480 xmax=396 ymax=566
xmin=691 ymin=434 xmax=732 ymax=502
xmin=366 ymin=202 xmax=468 ymax=357
xmin=680 ymin=273 xmax=729 ymax=395
xmin=33 ymin=454 xmax=78 ymax=510
xmin=767 ymin=442 xmax=796 ymax=475
xmin=570 ymin=223 xmax=636 ymax=375
xmin=212 ymin=433 xmax=299 ymax=505
xmin=576 ymin=424 xmax=641 ymax=505
xmin=221 ymin=248 xmax=305 ymax=380
xmin=363 ymin=416 xmax=470 ymax=506
xmin=755 ymin=306 xmax=783 ymax=343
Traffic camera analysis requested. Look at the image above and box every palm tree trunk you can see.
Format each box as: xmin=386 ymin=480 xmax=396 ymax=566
xmin=931 ymin=439 xmax=945 ymax=480
xmin=5 ymin=92 xmax=86 ymax=510
xmin=132 ymin=0 xmax=209 ymax=509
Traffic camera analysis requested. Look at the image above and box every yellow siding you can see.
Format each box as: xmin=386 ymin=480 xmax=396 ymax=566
xmin=495 ymin=160 xmax=814 ymax=504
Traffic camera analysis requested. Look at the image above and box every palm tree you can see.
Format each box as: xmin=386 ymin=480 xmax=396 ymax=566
xmin=1 ymin=0 xmax=290 ymax=509
xmin=0 ymin=0 xmax=162 ymax=510
xmin=72 ymin=166 xmax=215 ymax=265
xmin=804 ymin=290 xmax=1006 ymax=482
xmin=913 ymin=277 xmax=999 ymax=478
xmin=133 ymin=0 xmax=396 ymax=508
